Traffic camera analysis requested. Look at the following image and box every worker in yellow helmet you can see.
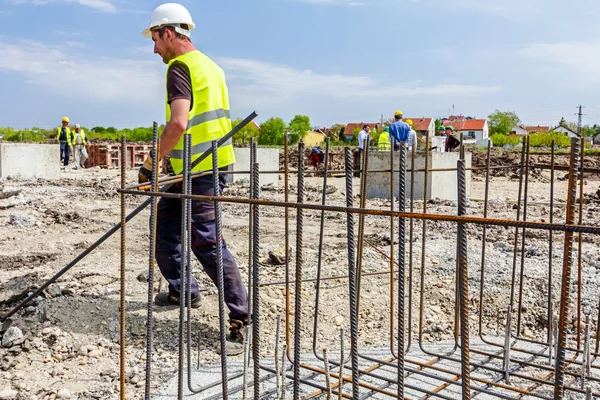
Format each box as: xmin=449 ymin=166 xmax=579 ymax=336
xmin=140 ymin=2 xmax=246 ymax=356
xmin=56 ymin=117 xmax=72 ymax=167
xmin=388 ymin=110 xmax=410 ymax=150
xmin=405 ymin=119 xmax=418 ymax=151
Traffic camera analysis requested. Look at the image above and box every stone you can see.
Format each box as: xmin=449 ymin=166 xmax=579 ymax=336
xmin=88 ymin=350 xmax=102 ymax=359
xmin=334 ymin=316 xmax=344 ymax=326
xmin=2 ymin=327 xmax=24 ymax=348
xmin=8 ymin=213 xmax=35 ymax=228
xmin=0 ymin=387 xmax=17 ymax=399
xmin=53 ymin=354 xmax=63 ymax=362
xmin=56 ymin=389 xmax=73 ymax=399
xmin=46 ymin=285 xmax=62 ymax=298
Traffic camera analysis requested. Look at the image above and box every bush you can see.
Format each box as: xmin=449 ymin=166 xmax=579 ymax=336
xmin=490 ymin=133 xmax=506 ymax=147
xmin=528 ymin=132 xmax=571 ymax=148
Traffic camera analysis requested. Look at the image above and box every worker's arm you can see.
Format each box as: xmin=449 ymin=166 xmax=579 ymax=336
xmin=158 ymin=98 xmax=190 ymax=160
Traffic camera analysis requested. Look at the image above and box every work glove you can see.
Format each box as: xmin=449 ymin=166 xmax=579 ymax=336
xmin=138 ymin=157 xmax=153 ymax=184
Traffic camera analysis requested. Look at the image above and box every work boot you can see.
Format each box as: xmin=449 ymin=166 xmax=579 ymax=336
xmin=216 ymin=319 xmax=245 ymax=356
xmin=154 ymin=292 xmax=201 ymax=308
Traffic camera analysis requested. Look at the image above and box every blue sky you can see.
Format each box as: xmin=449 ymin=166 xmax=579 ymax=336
xmin=0 ymin=0 xmax=598 ymax=129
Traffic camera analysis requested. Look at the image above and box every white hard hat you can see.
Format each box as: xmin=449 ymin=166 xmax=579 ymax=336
xmin=75 ymin=124 xmax=80 ymax=128
xmin=142 ymin=3 xmax=195 ymax=39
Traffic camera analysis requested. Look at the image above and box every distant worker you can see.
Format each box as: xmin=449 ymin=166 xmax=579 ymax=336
xmin=357 ymin=124 xmax=371 ymax=171
xmin=308 ymin=147 xmax=325 ymax=168
xmin=72 ymin=124 xmax=89 ymax=169
xmin=444 ymin=125 xmax=460 ymax=152
xmin=377 ymin=126 xmax=391 ymax=151
xmin=405 ymin=119 xmax=418 ymax=151
xmin=388 ymin=110 xmax=411 ymax=150
xmin=437 ymin=125 xmax=445 ymax=136
xmin=139 ymin=2 xmax=248 ymax=356
xmin=56 ymin=117 xmax=72 ymax=167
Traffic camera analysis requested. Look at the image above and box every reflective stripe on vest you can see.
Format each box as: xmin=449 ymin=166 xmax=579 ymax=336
xmin=166 ymin=51 xmax=236 ymax=175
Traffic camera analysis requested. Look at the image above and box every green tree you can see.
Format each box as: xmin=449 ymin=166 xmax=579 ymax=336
xmin=434 ymin=118 xmax=442 ymax=134
xmin=328 ymin=124 xmax=343 ymax=144
xmin=231 ymin=118 xmax=258 ymax=145
xmin=488 ymin=110 xmax=521 ymax=135
xmin=257 ymin=117 xmax=286 ymax=146
xmin=92 ymin=126 xmax=106 ymax=133
xmin=106 ymin=126 xmax=117 ymax=134
xmin=287 ymin=115 xmax=311 ymax=145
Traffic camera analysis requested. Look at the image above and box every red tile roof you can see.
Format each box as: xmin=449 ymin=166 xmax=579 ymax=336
xmin=404 ymin=118 xmax=432 ymax=132
xmin=344 ymin=122 xmax=379 ymax=136
xmin=525 ymin=125 xmax=549 ymax=133
xmin=442 ymin=119 xmax=486 ymax=131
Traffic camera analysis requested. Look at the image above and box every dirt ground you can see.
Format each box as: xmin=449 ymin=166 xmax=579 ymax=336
xmin=0 ymin=152 xmax=599 ymax=399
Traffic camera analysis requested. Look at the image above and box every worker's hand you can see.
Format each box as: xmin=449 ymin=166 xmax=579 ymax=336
xmin=138 ymin=157 xmax=153 ymax=184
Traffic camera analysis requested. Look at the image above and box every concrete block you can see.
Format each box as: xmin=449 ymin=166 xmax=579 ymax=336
xmin=366 ymin=151 xmax=471 ymax=201
xmin=0 ymin=143 xmax=61 ymax=180
xmin=226 ymin=147 xmax=280 ymax=186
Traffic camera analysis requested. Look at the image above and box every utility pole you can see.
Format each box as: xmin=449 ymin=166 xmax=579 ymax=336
xmin=576 ymin=105 xmax=584 ymax=135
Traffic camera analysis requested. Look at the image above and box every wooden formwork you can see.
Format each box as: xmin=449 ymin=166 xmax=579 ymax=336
xmin=85 ymin=144 xmax=153 ymax=169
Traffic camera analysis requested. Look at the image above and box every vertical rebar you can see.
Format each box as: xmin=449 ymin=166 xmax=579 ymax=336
xmin=338 ymin=329 xmax=345 ymax=400
xmin=252 ymin=161 xmax=261 ymax=399
xmin=145 ymin=123 xmax=159 ymax=399
xmin=275 ymin=315 xmax=282 ymax=398
xmin=406 ymin=143 xmax=416 ymax=353
xmin=516 ymin=136 xmax=531 ymax=335
xmin=247 ymin=138 xmax=256 ymax=321
xmin=582 ymin=314 xmax=591 ymax=388
xmin=418 ymin=131 xmax=430 ymax=346
xmin=211 ymin=140 xmax=229 ymax=396
xmin=397 ymin=145 xmax=406 ymax=399
xmin=344 ymin=148 xmax=360 ymax=398
xmin=577 ymin=138 xmax=585 ymax=349
xmin=281 ymin=344 xmax=288 ymax=400
xmin=293 ymin=140 xmax=305 ymax=400
xmin=323 ymin=348 xmax=332 ymax=400
xmin=284 ymin=134 xmax=291 ymax=361
xmin=554 ymin=137 xmax=581 ymax=400
xmin=457 ymin=159 xmax=471 ymax=399
xmin=177 ymin=133 xmax=191 ymax=400
xmin=356 ymin=139 xmax=369 ymax=314
xmin=503 ymin=305 xmax=512 ymax=385
xmin=312 ymin=137 xmax=330 ymax=359
xmin=509 ymin=139 xmax=527 ymax=314
xmin=242 ymin=326 xmax=251 ymax=400
xmin=119 ymin=134 xmax=127 ymax=399
xmin=389 ymin=129 xmax=396 ymax=358
xmin=548 ymin=141 xmax=555 ymax=348
xmin=478 ymin=141 xmax=491 ymax=339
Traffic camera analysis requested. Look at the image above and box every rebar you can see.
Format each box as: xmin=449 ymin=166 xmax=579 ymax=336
xmin=345 ymin=148 xmax=360 ymax=398
xmin=397 ymin=145 xmax=406 ymax=399
xmin=457 ymin=159 xmax=471 ymax=399
xmin=119 ymin=135 xmax=127 ymax=399
xmin=554 ymin=137 xmax=581 ymax=399
xmin=323 ymin=348 xmax=332 ymax=400
xmin=144 ymin=123 xmax=159 ymax=399
xmin=293 ymin=140 xmax=305 ymax=400
xmin=252 ymin=161 xmax=261 ymax=399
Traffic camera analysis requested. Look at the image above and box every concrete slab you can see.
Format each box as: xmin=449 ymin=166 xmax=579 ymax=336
xmin=0 ymin=143 xmax=61 ymax=180
xmin=366 ymin=151 xmax=471 ymax=201
xmin=226 ymin=148 xmax=280 ymax=187
xmin=152 ymin=337 xmax=586 ymax=399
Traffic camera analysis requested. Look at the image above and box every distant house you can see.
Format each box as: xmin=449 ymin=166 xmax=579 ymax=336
xmin=550 ymin=125 xmax=580 ymax=138
xmin=404 ymin=117 xmax=434 ymax=138
xmin=344 ymin=122 xmax=379 ymax=142
xmin=592 ymin=132 xmax=600 ymax=146
xmin=525 ymin=125 xmax=549 ymax=134
xmin=303 ymin=131 xmax=327 ymax=147
xmin=511 ymin=126 xmax=529 ymax=136
xmin=442 ymin=115 xmax=489 ymax=142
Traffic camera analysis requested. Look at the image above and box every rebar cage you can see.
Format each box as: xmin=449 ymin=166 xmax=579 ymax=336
xmin=2 ymin=113 xmax=600 ymax=400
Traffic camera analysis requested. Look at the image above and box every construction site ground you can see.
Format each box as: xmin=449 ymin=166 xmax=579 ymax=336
xmin=0 ymin=150 xmax=599 ymax=399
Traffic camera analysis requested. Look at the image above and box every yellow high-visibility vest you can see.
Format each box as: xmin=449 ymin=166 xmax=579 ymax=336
xmin=378 ymin=131 xmax=391 ymax=151
xmin=56 ymin=127 xmax=72 ymax=146
xmin=166 ymin=50 xmax=235 ymax=174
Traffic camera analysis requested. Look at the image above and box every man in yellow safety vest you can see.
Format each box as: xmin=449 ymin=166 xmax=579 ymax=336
xmin=378 ymin=126 xmax=391 ymax=151
xmin=140 ymin=2 xmax=247 ymax=355
xmin=55 ymin=116 xmax=72 ymax=166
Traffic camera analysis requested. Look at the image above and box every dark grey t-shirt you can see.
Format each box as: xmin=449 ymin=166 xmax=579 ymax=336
xmin=167 ymin=62 xmax=192 ymax=108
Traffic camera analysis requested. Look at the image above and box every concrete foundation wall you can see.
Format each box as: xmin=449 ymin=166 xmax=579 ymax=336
xmin=0 ymin=143 xmax=61 ymax=180
xmin=366 ymin=151 xmax=471 ymax=201
xmin=227 ymin=148 xmax=280 ymax=186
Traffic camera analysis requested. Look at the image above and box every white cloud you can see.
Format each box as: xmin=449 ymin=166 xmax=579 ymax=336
xmin=518 ymin=41 xmax=600 ymax=79
xmin=218 ymin=56 xmax=500 ymax=108
xmin=0 ymin=40 xmax=164 ymax=103
xmin=9 ymin=0 xmax=116 ymax=12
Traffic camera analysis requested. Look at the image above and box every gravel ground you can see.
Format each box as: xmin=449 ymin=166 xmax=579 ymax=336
xmin=0 ymin=157 xmax=599 ymax=399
